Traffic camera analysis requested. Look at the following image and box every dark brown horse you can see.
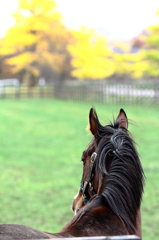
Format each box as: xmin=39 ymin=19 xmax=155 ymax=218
xmin=71 ymin=108 xmax=145 ymax=238
xmin=0 ymin=108 xmax=144 ymax=239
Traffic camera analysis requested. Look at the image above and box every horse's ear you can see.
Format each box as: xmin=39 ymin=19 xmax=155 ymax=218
xmin=116 ymin=108 xmax=128 ymax=129
xmin=89 ymin=108 xmax=98 ymax=135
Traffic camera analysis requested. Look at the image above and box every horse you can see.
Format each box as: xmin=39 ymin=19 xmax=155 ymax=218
xmin=70 ymin=108 xmax=145 ymax=238
xmin=0 ymin=108 xmax=144 ymax=239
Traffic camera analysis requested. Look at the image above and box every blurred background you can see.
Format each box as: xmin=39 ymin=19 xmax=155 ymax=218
xmin=0 ymin=0 xmax=159 ymax=240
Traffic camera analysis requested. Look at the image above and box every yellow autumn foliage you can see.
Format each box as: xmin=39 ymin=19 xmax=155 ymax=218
xmin=0 ymin=0 xmax=153 ymax=82
xmin=6 ymin=52 xmax=37 ymax=70
xmin=68 ymin=27 xmax=115 ymax=80
xmin=0 ymin=0 xmax=73 ymax=83
xmin=1 ymin=26 xmax=36 ymax=55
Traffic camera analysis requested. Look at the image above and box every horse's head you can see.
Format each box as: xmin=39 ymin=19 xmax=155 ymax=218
xmin=72 ymin=108 xmax=128 ymax=214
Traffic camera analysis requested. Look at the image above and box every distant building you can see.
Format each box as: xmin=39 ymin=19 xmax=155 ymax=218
xmin=0 ymin=78 xmax=20 ymax=87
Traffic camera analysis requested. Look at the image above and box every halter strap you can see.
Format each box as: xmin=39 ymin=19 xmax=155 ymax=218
xmin=80 ymin=152 xmax=97 ymax=203
xmin=80 ymin=136 xmax=107 ymax=204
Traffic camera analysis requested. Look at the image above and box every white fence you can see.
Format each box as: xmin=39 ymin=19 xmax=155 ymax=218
xmin=30 ymin=236 xmax=140 ymax=240
xmin=0 ymin=80 xmax=159 ymax=105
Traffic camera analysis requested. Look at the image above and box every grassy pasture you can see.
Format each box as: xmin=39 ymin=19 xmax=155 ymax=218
xmin=0 ymin=99 xmax=158 ymax=240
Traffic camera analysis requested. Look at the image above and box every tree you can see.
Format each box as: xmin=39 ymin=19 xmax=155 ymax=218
xmin=113 ymin=52 xmax=147 ymax=80
xmin=68 ymin=27 xmax=115 ymax=80
xmin=0 ymin=0 xmax=74 ymax=86
xmin=142 ymin=10 xmax=159 ymax=77
xmin=111 ymin=40 xmax=148 ymax=80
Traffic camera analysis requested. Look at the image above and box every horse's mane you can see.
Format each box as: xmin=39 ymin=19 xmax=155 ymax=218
xmin=86 ymin=117 xmax=145 ymax=234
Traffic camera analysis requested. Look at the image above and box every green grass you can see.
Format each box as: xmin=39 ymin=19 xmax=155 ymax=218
xmin=0 ymin=99 xmax=158 ymax=239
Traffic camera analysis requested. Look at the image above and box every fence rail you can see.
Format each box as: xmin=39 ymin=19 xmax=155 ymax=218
xmin=25 ymin=236 xmax=140 ymax=240
xmin=28 ymin=236 xmax=140 ymax=240
xmin=0 ymin=81 xmax=159 ymax=105
xmin=53 ymin=236 xmax=140 ymax=240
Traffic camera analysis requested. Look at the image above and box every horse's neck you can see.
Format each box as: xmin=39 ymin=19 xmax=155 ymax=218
xmin=135 ymin=208 xmax=142 ymax=238
xmin=60 ymin=204 xmax=128 ymax=237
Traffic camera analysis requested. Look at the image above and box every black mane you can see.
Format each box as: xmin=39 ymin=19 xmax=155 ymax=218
xmin=86 ymin=118 xmax=145 ymax=234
